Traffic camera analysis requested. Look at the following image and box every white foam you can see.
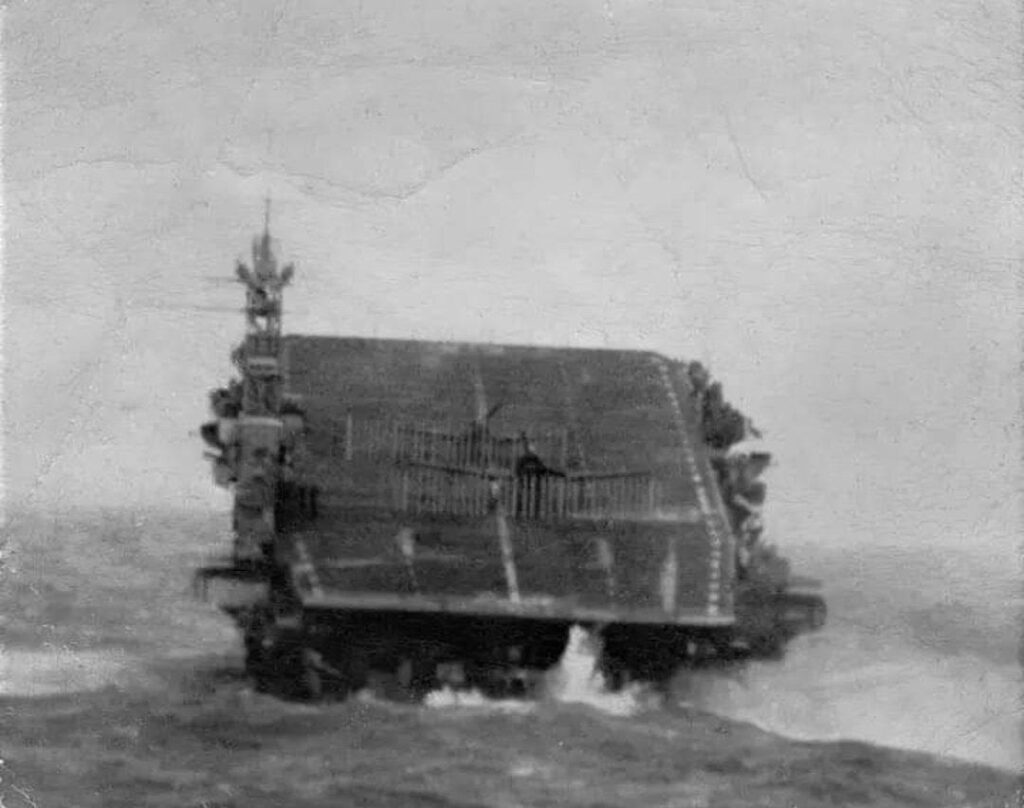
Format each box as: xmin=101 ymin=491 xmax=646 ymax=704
xmin=541 ymin=625 xmax=656 ymax=717
xmin=421 ymin=626 xmax=658 ymax=718
xmin=0 ymin=647 xmax=137 ymax=697
xmin=423 ymin=685 xmax=534 ymax=714
xmin=680 ymin=628 xmax=1024 ymax=772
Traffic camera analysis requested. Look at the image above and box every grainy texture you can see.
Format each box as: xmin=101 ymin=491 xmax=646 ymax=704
xmin=2 ymin=682 xmax=1018 ymax=808
xmin=4 ymin=0 xmax=1020 ymax=803
xmin=1 ymin=510 xmax=1019 ymax=808
xmin=282 ymin=336 xmax=728 ymax=619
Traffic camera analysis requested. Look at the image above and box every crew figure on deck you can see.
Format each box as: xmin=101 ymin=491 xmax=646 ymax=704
xmin=513 ymin=433 xmax=566 ymax=518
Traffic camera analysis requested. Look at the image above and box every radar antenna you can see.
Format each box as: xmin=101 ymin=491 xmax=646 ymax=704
xmin=229 ymin=200 xmax=297 ymax=417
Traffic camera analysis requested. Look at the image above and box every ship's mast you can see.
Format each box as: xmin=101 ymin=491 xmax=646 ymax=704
xmin=228 ymin=203 xmax=296 ymax=564
xmin=234 ymin=200 xmax=293 ymax=408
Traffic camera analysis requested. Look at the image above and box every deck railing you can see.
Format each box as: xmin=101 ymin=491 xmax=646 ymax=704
xmin=391 ymin=464 xmax=663 ymax=521
xmin=340 ymin=416 xmax=573 ymax=471
xmin=317 ymin=415 xmax=674 ymax=520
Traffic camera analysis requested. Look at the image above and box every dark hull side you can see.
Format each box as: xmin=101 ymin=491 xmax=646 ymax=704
xmin=198 ymin=567 xmax=822 ymax=701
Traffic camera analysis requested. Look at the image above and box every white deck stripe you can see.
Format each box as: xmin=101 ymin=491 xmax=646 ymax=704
xmin=495 ymin=509 xmax=521 ymax=603
xmin=652 ymin=358 xmax=731 ymax=616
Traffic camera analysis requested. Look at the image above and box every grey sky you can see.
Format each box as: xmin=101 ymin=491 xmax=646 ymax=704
xmin=6 ymin=0 xmax=1020 ymax=561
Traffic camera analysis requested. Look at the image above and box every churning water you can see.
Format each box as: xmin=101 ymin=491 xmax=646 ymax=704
xmin=1 ymin=511 xmax=1019 ymax=772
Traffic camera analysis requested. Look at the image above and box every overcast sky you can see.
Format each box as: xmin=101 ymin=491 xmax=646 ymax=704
xmin=5 ymin=0 xmax=1020 ymax=562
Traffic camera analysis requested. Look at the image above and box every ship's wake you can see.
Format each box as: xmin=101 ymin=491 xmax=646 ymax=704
xmin=675 ymin=627 xmax=1022 ymax=772
xmin=413 ymin=621 xmax=1020 ymax=772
